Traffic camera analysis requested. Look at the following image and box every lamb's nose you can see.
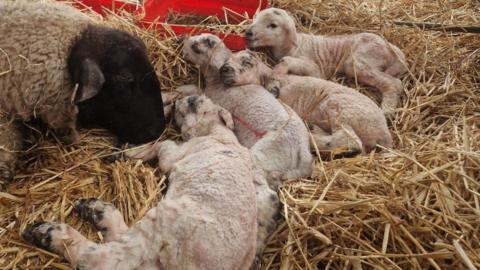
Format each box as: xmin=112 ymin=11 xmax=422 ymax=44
xmin=219 ymin=64 xmax=233 ymax=75
xmin=245 ymin=29 xmax=253 ymax=38
xmin=188 ymin=96 xmax=198 ymax=104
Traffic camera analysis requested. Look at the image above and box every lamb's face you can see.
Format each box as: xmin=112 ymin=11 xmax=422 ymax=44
xmin=220 ymin=50 xmax=262 ymax=87
xmin=182 ymin=34 xmax=232 ymax=70
xmin=175 ymin=95 xmax=234 ymax=140
xmin=245 ymin=8 xmax=296 ymax=49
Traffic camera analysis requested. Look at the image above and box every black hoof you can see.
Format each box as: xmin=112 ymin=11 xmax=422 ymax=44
xmin=74 ymin=198 xmax=107 ymax=231
xmin=22 ymin=221 xmax=56 ymax=251
xmin=0 ymin=167 xmax=14 ymax=182
xmin=333 ymin=148 xmax=362 ymax=159
xmin=103 ymin=153 xmax=125 ymax=164
xmin=269 ymin=86 xmax=280 ymax=98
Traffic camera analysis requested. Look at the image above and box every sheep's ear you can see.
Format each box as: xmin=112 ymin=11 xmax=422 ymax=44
xmin=73 ymin=58 xmax=105 ymax=104
xmin=218 ymin=107 xmax=234 ymax=130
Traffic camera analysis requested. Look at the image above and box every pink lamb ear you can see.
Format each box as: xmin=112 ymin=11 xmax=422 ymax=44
xmin=218 ymin=107 xmax=234 ymax=130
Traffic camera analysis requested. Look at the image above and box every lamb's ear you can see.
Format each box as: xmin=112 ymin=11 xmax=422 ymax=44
xmin=72 ymin=58 xmax=105 ymax=104
xmin=218 ymin=107 xmax=234 ymax=130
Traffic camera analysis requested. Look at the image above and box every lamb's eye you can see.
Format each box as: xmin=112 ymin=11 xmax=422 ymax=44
xmin=268 ymin=23 xmax=277 ymax=29
xmin=242 ymin=59 xmax=252 ymax=67
xmin=205 ymin=38 xmax=216 ymax=48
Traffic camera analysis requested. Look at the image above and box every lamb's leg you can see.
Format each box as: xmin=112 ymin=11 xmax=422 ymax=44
xmin=274 ymin=56 xmax=323 ymax=77
xmin=124 ymin=142 xmax=160 ymax=162
xmin=23 ymin=201 xmax=178 ymax=269
xmin=156 ymin=140 xmax=186 ymax=173
xmin=74 ymin=198 xmax=128 ymax=242
xmin=162 ymin=91 xmax=180 ymax=120
xmin=43 ymin=105 xmax=80 ymax=144
xmin=22 ymin=220 xmax=155 ymax=270
xmin=344 ymin=60 xmax=403 ymax=117
xmin=125 ymin=140 xmax=186 ymax=172
xmin=252 ymin=170 xmax=279 ymax=257
xmin=22 ymin=221 xmax=109 ymax=269
xmin=0 ymin=117 xmax=23 ymax=185
xmin=310 ymin=124 xmax=363 ymax=157
xmin=251 ymin=131 xmax=312 ymax=189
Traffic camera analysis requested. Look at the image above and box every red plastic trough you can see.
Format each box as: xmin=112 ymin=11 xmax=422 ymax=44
xmin=66 ymin=0 xmax=269 ymax=50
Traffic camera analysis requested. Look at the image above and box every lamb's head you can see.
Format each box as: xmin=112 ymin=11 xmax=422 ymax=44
xmin=219 ymin=50 xmax=271 ymax=87
xmin=70 ymin=25 xmax=165 ymax=145
xmin=182 ymin=34 xmax=232 ymax=72
xmin=174 ymin=95 xmax=234 ymax=140
xmin=245 ymin=8 xmax=297 ymax=58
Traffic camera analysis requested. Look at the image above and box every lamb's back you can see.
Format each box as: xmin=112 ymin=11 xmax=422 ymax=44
xmin=208 ymin=84 xmax=293 ymax=147
xmin=162 ymin=138 xmax=257 ymax=269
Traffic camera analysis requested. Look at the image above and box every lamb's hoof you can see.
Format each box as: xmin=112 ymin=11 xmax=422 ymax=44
xmin=103 ymin=152 xmax=126 ymax=164
xmin=22 ymin=221 xmax=58 ymax=251
xmin=252 ymin=256 xmax=262 ymax=269
xmin=55 ymin=129 xmax=79 ymax=145
xmin=103 ymin=142 xmax=129 ymax=163
xmin=74 ymin=198 xmax=110 ymax=231
xmin=333 ymin=148 xmax=362 ymax=159
xmin=0 ymin=167 xmax=14 ymax=182
xmin=269 ymin=86 xmax=280 ymax=98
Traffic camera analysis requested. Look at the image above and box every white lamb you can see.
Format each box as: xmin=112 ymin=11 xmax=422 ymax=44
xmin=245 ymin=7 xmax=408 ymax=117
xmin=126 ymin=95 xmax=280 ymax=259
xmin=220 ymin=50 xmax=393 ymax=155
xmin=181 ymin=34 xmax=313 ymax=188
xmin=23 ymin=95 xmax=258 ymax=270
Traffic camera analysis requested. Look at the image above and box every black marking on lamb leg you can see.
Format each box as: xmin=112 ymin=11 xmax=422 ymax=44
xmin=74 ymin=198 xmax=108 ymax=231
xmin=22 ymin=221 xmax=56 ymax=251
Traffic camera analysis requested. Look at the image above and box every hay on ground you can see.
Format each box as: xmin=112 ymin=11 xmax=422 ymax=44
xmin=0 ymin=0 xmax=479 ymax=269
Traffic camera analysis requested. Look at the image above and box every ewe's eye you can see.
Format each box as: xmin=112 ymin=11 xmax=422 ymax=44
xmin=114 ymin=73 xmax=134 ymax=83
xmin=268 ymin=23 xmax=278 ymax=29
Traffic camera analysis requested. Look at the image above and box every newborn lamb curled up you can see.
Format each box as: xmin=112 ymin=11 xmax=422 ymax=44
xmin=220 ymin=50 xmax=393 ymax=155
xmin=23 ymin=95 xmax=258 ymax=270
xmin=181 ymin=34 xmax=313 ymax=187
xmin=245 ymin=7 xmax=408 ymax=117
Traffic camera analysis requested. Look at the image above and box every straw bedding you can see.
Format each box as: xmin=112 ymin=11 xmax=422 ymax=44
xmin=1 ymin=0 xmax=479 ymax=269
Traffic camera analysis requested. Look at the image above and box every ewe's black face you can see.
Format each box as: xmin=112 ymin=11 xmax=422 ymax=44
xmin=69 ymin=26 xmax=165 ymax=144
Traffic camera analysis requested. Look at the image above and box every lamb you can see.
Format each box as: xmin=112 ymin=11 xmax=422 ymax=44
xmin=245 ymin=7 xmax=408 ymax=117
xmin=23 ymin=95 xmax=258 ymax=270
xmin=181 ymin=34 xmax=313 ymax=188
xmin=126 ymin=95 xmax=280 ymax=259
xmin=220 ymin=50 xmax=393 ymax=154
xmin=0 ymin=0 xmax=166 ymax=183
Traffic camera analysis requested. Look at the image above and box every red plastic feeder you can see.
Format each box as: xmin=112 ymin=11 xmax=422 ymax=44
xmin=67 ymin=0 xmax=269 ymax=50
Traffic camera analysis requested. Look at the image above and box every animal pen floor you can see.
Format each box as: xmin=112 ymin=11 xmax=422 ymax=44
xmin=1 ymin=0 xmax=479 ymax=269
